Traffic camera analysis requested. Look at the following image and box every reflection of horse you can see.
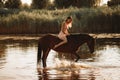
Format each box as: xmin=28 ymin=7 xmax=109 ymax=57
xmin=37 ymin=34 xmax=95 ymax=68
xmin=38 ymin=68 xmax=96 ymax=80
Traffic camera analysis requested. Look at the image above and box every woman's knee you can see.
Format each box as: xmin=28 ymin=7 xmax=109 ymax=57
xmin=64 ymin=39 xmax=67 ymax=43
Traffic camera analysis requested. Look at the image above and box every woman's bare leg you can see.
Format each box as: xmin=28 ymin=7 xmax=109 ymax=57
xmin=54 ymin=38 xmax=67 ymax=49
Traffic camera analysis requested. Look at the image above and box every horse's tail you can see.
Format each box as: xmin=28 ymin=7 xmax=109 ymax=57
xmin=37 ymin=41 xmax=42 ymax=65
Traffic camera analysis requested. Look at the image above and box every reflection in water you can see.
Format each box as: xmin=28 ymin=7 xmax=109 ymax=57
xmin=38 ymin=68 xmax=97 ymax=80
xmin=0 ymin=44 xmax=7 ymax=69
xmin=95 ymin=45 xmax=120 ymax=66
xmin=0 ymin=38 xmax=120 ymax=80
xmin=0 ymin=41 xmax=38 ymax=80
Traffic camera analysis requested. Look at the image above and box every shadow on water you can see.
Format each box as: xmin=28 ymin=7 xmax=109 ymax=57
xmin=0 ymin=35 xmax=120 ymax=80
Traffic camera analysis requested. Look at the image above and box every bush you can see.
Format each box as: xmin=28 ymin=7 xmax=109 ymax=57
xmin=31 ymin=0 xmax=49 ymax=9
xmin=0 ymin=7 xmax=120 ymax=34
xmin=4 ymin=0 xmax=22 ymax=9
xmin=107 ymin=0 xmax=120 ymax=7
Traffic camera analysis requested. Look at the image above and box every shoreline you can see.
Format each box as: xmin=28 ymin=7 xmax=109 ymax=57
xmin=0 ymin=33 xmax=120 ymax=41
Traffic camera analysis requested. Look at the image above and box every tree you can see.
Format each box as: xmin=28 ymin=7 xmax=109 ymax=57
xmin=5 ymin=0 xmax=22 ymax=9
xmin=31 ymin=0 xmax=49 ymax=9
xmin=0 ymin=0 xmax=4 ymax=8
xmin=54 ymin=0 xmax=102 ymax=8
xmin=107 ymin=0 xmax=120 ymax=7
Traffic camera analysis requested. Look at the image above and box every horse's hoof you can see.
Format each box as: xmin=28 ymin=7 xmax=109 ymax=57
xmin=75 ymin=60 xmax=78 ymax=62
xmin=75 ymin=59 xmax=79 ymax=62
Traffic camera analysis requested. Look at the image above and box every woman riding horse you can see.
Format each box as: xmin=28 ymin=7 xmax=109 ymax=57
xmin=54 ymin=16 xmax=72 ymax=49
xmin=37 ymin=34 xmax=95 ymax=68
xmin=37 ymin=16 xmax=95 ymax=68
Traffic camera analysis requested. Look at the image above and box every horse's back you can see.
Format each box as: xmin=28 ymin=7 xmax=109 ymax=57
xmin=39 ymin=33 xmax=92 ymax=43
xmin=67 ymin=33 xmax=92 ymax=40
xmin=68 ymin=33 xmax=91 ymax=37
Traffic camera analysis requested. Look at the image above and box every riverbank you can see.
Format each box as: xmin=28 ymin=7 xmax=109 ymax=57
xmin=0 ymin=33 xmax=119 ymax=41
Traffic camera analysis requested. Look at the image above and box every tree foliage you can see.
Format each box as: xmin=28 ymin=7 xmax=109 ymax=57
xmin=31 ymin=0 xmax=49 ymax=9
xmin=54 ymin=0 xmax=101 ymax=8
xmin=4 ymin=0 xmax=22 ymax=9
xmin=0 ymin=0 xmax=4 ymax=8
xmin=107 ymin=0 xmax=120 ymax=7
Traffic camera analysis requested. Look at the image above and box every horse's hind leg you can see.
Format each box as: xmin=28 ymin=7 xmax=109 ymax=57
xmin=74 ymin=53 xmax=80 ymax=62
xmin=42 ymin=48 xmax=50 ymax=68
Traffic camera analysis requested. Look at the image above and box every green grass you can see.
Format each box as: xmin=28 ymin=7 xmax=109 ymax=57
xmin=0 ymin=6 xmax=120 ymax=34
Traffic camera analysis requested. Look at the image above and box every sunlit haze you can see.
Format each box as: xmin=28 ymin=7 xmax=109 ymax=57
xmin=100 ymin=0 xmax=109 ymax=5
xmin=21 ymin=0 xmax=32 ymax=5
xmin=50 ymin=0 xmax=54 ymax=3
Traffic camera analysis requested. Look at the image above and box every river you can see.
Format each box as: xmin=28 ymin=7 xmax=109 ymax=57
xmin=0 ymin=34 xmax=120 ymax=80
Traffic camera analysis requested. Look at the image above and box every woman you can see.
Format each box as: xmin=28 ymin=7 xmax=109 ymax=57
xmin=54 ymin=16 xmax=72 ymax=49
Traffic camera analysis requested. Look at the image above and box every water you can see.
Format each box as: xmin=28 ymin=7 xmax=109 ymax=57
xmin=0 ymin=35 xmax=120 ymax=80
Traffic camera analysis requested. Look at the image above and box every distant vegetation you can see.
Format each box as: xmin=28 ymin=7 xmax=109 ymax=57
xmin=0 ymin=0 xmax=120 ymax=34
xmin=0 ymin=6 xmax=120 ymax=34
xmin=54 ymin=0 xmax=102 ymax=8
xmin=31 ymin=0 xmax=49 ymax=9
xmin=107 ymin=0 xmax=120 ymax=7
xmin=0 ymin=0 xmax=102 ymax=9
xmin=0 ymin=0 xmax=120 ymax=9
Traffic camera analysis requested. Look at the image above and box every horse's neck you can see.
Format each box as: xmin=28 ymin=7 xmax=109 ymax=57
xmin=68 ymin=34 xmax=90 ymax=44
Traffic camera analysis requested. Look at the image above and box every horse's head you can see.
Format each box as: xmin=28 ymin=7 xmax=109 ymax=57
xmin=87 ymin=37 xmax=95 ymax=53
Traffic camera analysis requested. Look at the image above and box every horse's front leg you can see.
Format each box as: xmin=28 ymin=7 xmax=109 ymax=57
xmin=74 ymin=53 xmax=80 ymax=62
xmin=42 ymin=48 xmax=50 ymax=68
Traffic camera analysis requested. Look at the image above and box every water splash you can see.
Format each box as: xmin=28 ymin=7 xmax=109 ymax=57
xmin=54 ymin=58 xmax=91 ymax=70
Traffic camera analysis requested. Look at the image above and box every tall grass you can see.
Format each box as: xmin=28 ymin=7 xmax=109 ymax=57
xmin=0 ymin=7 xmax=120 ymax=34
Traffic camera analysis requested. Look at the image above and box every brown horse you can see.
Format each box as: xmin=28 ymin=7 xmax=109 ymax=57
xmin=37 ymin=34 xmax=95 ymax=68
